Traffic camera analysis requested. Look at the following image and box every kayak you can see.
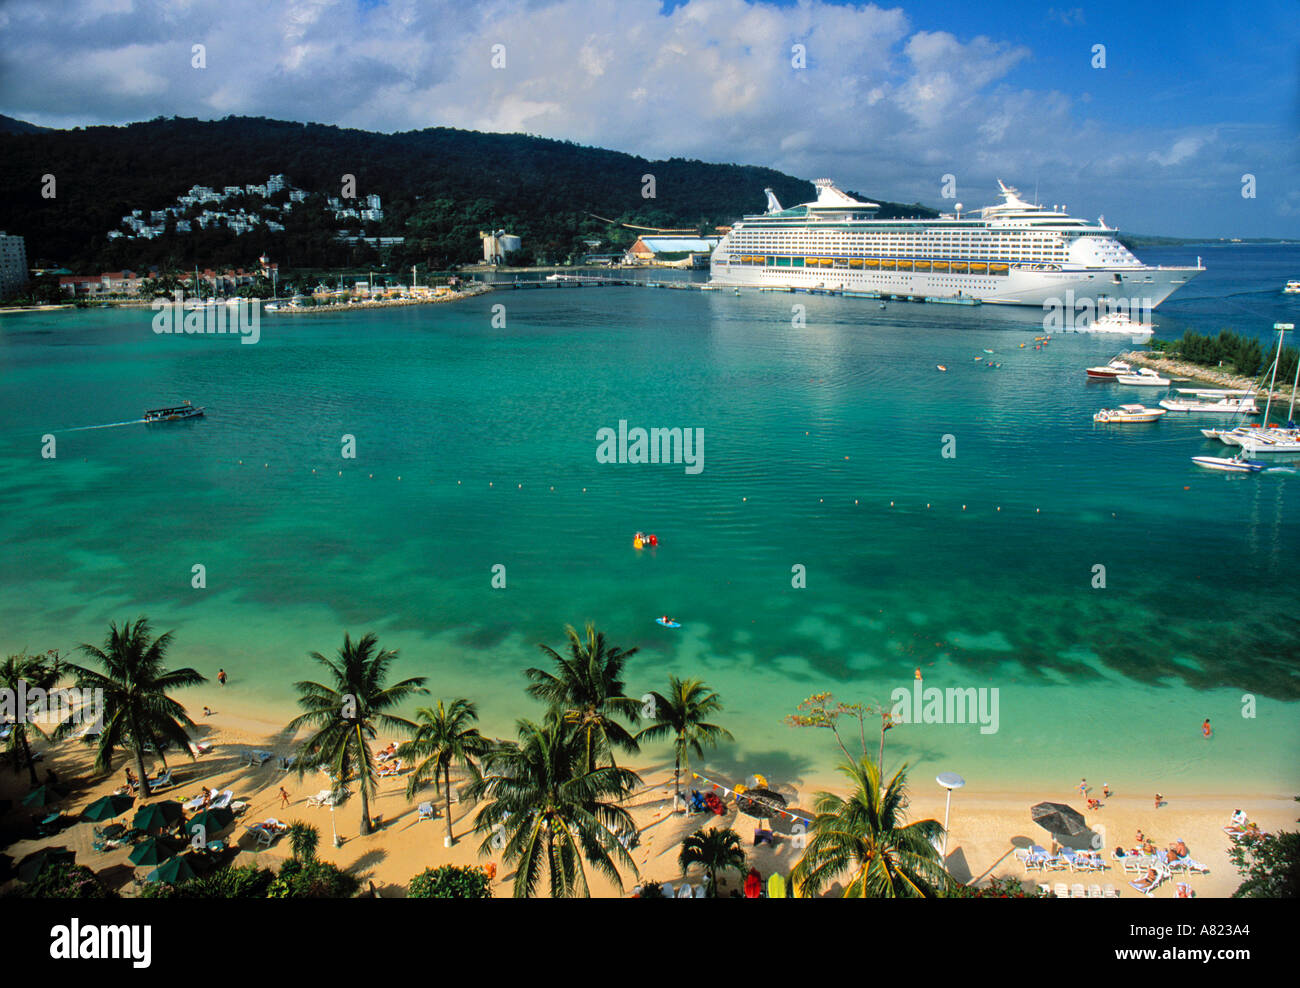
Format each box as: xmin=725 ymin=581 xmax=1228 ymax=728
xmin=655 ymin=618 xmax=681 ymax=628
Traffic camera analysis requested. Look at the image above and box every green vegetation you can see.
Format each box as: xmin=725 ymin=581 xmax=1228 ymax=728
xmin=678 ymin=827 xmax=746 ymax=897
xmin=15 ymin=861 xmax=116 ymax=899
xmin=266 ymin=858 xmax=360 ymax=898
xmin=65 ymin=618 xmax=206 ymax=798
xmin=286 ymin=631 xmax=427 ymax=835
xmin=286 ymin=822 xmax=320 ymax=863
xmin=1230 ymin=800 xmax=1300 ymax=898
xmin=945 ymin=875 xmax=1048 ymax=898
xmin=0 ymin=115 xmax=935 ymax=272
xmin=138 ymin=864 xmax=276 ymax=899
xmin=407 ymin=864 xmax=493 ymax=898
xmin=635 ymin=676 xmax=733 ymax=799
xmin=790 ymin=759 xmax=945 ymax=898
xmin=0 ymin=651 xmax=64 ymax=784
xmin=399 ymin=698 xmax=490 ymax=846
xmin=1151 ymin=329 xmax=1297 ymax=383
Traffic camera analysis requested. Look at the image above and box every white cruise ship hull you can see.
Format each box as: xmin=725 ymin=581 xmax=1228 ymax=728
xmin=708 ymin=260 xmax=1199 ymax=309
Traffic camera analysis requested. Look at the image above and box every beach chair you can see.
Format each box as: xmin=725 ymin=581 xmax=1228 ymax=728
xmin=183 ymin=791 xmax=208 ymax=812
xmin=209 ymin=789 xmax=233 ymax=810
xmin=693 ymin=884 xmax=706 ymax=898
xmin=1177 ymin=856 xmax=1210 ymax=874
xmin=675 ymin=883 xmax=693 ymax=898
xmin=1054 ymin=882 xmax=1070 ymax=898
xmin=1014 ymin=848 xmax=1034 ymax=871
xmin=1070 ymin=883 xmax=1087 ymax=898
xmin=1175 ymin=882 xmax=1194 ymax=899
xmin=149 ymin=769 xmax=175 ymax=792
xmin=1059 ymin=848 xmax=1082 ymax=871
xmin=1103 ymin=884 xmax=1119 ymax=898
xmin=377 ymin=759 xmax=402 ymax=778
xmin=661 ymin=883 xmax=675 ymax=898
xmin=278 ymin=755 xmax=296 ymax=772
xmin=1036 ymin=883 xmax=1051 ymax=896
xmin=245 ymin=824 xmax=273 ymax=848
xmin=1087 ymin=884 xmax=1103 ymax=898
xmin=417 ymin=802 xmax=434 ymax=821
xmin=251 ymin=750 xmax=274 ymax=767
xmin=306 ymin=789 xmax=335 ymax=807
xmin=192 ymin=741 xmax=214 ymax=755
xmin=1129 ymin=871 xmax=1162 ymax=897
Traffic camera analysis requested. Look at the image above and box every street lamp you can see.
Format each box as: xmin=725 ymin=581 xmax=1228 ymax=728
xmin=936 ymin=772 xmax=965 ymax=861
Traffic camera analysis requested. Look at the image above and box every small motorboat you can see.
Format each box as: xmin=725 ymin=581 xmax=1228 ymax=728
xmin=1116 ymin=368 xmax=1170 ymax=386
xmin=144 ymin=401 xmax=204 ymax=423
xmin=1192 ymin=455 xmax=1264 ymax=473
xmin=1094 ymin=404 xmax=1167 ymax=423
xmin=1283 ymin=280 xmax=1300 ymax=294
xmin=1085 ymin=360 xmax=1133 ymax=379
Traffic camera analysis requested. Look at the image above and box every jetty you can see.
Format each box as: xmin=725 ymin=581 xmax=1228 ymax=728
xmin=1122 ymin=351 xmax=1296 ymax=408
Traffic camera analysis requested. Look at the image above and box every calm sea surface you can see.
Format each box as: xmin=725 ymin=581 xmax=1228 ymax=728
xmin=2 ymin=244 xmax=1297 ymax=796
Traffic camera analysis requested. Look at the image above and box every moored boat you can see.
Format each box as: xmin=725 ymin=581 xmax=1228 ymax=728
xmin=1116 ymin=368 xmax=1170 ymax=386
xmin=1085 ymin=359 xmax=1133 ymax=379
xmin=1158 ymin=391 xmax=1259 ymax=414
xmin=1094 ymin=404 xmax=1166 ymax=423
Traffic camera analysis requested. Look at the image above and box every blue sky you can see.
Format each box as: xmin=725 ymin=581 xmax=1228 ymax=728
xmin=1 ymin=0 xmax=1295 ymax=236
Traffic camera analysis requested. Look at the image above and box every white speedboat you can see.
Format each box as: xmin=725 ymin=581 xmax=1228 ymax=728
xmin=1094 ymin=404 xmax=1167 ymax=423
xmin=1085 ymin=360 xmax=1133 ymax=379
xmin=1284 ymin=280 xmax=1300 ymax=294
xmin=1192 ymin=455 xmax=1264 ymax=472
xmin=1080 ymin=311 xmax=1155 ymax=334
xmin=1116 ymin=368 xmax=1170 ymax=386
xmin=1236 ymin=430 xmax=1300 ymax=455
xmin=1200 ymin=426 xmax=1255 ymax=445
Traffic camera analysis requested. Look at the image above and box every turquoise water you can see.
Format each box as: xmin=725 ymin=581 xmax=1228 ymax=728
xmin=2 ymin=245 xmax=1298 ymax=797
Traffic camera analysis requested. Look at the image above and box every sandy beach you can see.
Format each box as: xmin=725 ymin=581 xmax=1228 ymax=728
xmin=2 ymin=699 xmax=1289 ymax=898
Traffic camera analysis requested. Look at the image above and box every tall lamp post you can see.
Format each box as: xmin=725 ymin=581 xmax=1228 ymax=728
xmin=936 ymin=772 xmax=965 ymax=861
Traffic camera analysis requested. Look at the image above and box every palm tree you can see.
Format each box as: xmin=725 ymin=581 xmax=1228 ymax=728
xmin=287 ymin=822 xmax=320 ymax=862
xmin=679 ymin=826 xmax=746 ymax=897
xmin=465 ymin=718 xmax=641 ymax=898
xmin=791 ymin=758 xmax=945 ymax=898
xmin=0 ymin=653 xmax=62 ymax=785
xmin=65 ymin=618 xmax=206 ymax=798
xmin=525 ymin=622 xmax=641 ymax=773
xmin=399 ymin=698 xmax=491 ymax=846
xmin=635 ymin=676 xmax=733 ymax=800
xmin=287 ymin=632 xmax=427 ymax=836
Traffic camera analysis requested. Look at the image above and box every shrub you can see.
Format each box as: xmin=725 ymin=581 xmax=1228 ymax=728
xmin=946 ymin=875 xmax=1048 ymax=898
xmin=21 ymin=861 xmax=116 ymax=899
xmin=407 ymin=865 xmax=492 ymax=899
xmin=138 ymin=864 xmax=276 ymax=899
xmin=267 ymin=858 xmax=360 ymax=899
xmin=636 ymin=880 xmax=666 ymax=898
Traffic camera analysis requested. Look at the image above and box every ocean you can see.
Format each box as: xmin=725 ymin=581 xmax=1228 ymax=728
xmin=2 ymin=244 xmax=1297 ymax=798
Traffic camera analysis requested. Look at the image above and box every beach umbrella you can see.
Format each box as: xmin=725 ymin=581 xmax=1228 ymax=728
xmin=1031 ymin=801 xmax=1087 ymax=837
xmin=132 ymin=801 xmax=183 ymax=832
xmin=21 ymin=784 xmax=68 ymax=808
xmin=145 ymin=855 xmax=196 ymax=885
xmin=17 ymin=846 xmax=75 ymax=884
xmin=735 ymin=787 xmax=788 ymax=820
xmin=128 ymin=835 xmax=182 ymax=867
xmin=83 ymin=793 xmax=135 ymax=822
xmin=184 ymin=807 xmax=234 ymax=838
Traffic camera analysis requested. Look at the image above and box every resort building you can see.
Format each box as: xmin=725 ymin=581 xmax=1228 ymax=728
xmin=0 ymin=232 xmax=30 ymax=296
xmin=623 ymin=236 xmax=720 ymax=268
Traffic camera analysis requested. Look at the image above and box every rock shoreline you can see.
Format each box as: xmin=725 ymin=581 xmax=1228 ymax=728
xmin=1123 ymin=351 xmax=1297 ymax=408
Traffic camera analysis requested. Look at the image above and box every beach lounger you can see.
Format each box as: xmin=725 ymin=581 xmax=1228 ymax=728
xmin=209 ymin=789 xmax=233 ymax=810
xmin=191 ymin=741 xmax=214 ymax=755
xmin=1175 ymin=882 xmax=1194 ymax=898
xmin=306 ymin=789 xmax=336 ymax=807
xmin=1036 ymin=883 xmax=1051 ymax=896
xmin=1071 ymin=883 xmax=1087 ymax=898
xmin=1129 ymin=873 xmax=1161 ymax=897
xmin=417 ymin=802 xmax=434 ymax=821
xmin=1059 ymin=848 xmax=1083 ymax=871
xmin=377 ymin=759 xmax=402 ymax=777
xmin=693 ymin=884 xmax=706 ymax=898
xmin=1103 ymin=884 xmax=1119 ymax=898
xmin=251 ymin=749 xmax=274 ymax=767
xmin=1054 ymin=882 xmax=1070 ymax=898
xmin=183 ymin=792 xmax=208 ymax=812
xmin=1014 ymin=848 xmax=1034 ymax=871
xmin=675 ymin=883 xmax=693 ymax=897
xmin=245 ymin=824 xmax=274 ymax=848
xmin=1176 ymin=856 xmax=1209 ymax=874
xmin=148 ymin=769 xmax=175 ymax=792
xmin=661 ymin=883 xmax=675 ymax=898
xmin=1088 ymin=884 xmax=1103 ymax=898
xmin=278 ymin=755 xmax=296 ymax=771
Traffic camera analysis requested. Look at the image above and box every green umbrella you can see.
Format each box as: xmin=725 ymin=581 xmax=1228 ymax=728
xmin=128 ymin=835 xmax=182 ymax=867
xmin=146 ymin=854 xmax=196 ymax=884
xmin=21 ymin=784 xmax=68 ymax=808
xmin=83 ymin=793 xmax=135 ymax=822
xmin=184 ymin=807 xmax=234 ymax=838
xmin=17 ymin=846 xmax=75 ymax=883
xmin=132 ymin=801 xmax=183 ymax=832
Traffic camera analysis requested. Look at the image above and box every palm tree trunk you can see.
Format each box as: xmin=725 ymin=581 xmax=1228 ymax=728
xmin=877 ymin=722 xmax=886 ymax=781
xmin=355 ymin=725 xmax=372 ymax=835
xmin=443 ymin=762 xmax=455 ymax=845
xmin=134 ymin=744 xmax=152 ymax=798
xmin=19 ymin=730 xmax=38 ymax=786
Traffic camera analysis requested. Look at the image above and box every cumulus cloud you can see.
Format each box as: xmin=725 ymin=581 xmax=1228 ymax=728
xmin=0 ymin=0 xmax=1293 ymax=235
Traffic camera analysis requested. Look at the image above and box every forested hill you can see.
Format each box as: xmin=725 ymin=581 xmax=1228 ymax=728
xmin=0 ymin=115 xmax=938 ymax=271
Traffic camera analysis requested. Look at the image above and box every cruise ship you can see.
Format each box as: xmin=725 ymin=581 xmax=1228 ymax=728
xmin=709 ymin=179 xmax=1203 ymax=307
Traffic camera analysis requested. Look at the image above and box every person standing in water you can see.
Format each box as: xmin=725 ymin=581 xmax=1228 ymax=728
xmin=217 ymin=668 xmax=227 ymax=686
xmin=1202 ymin=719 xmax=1212 ymax=738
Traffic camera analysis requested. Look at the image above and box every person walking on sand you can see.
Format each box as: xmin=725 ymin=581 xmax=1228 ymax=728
xmin=1078 ymin=778 xmax=1088 ymax=796
xmin=1154 ymin=793 xmax=1163 ymax=810
xmin=278 ymin=786 xmax=291 ymax=809
xmin=1102 ymin=783 xmax=1111 ymax=799
xmin=217 ymin=668 xmax=227 ymax=686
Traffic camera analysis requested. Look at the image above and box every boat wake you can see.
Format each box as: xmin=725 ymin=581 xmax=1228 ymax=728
xmin=61 ymin=418 xmax=148 ymax=432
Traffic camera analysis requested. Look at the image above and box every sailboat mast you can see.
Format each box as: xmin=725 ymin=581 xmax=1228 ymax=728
xmin=1261 ymin=323 xmax=1286 ymax=426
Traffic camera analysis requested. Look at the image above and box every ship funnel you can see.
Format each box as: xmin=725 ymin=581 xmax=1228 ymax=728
xmin=764 ymin=188 xmax=783 ymax=213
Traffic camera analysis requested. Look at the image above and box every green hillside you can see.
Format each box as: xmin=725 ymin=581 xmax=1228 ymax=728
xmin=0 ymin=115 xmax=938 ymax=271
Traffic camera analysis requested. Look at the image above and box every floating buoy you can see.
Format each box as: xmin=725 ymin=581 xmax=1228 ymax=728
xmin=936 ymin=365 xmax=947 ymax=372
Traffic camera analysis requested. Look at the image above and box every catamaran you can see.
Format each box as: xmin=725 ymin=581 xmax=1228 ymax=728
xmin=1159 ymin=390 xmax=1259 ymax=415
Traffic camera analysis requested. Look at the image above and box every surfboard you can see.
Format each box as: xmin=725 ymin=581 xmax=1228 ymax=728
xmin=767 ymin=873 xmax=786 ymax=899
xmin=655 ymin=618 xmax=681 ymax=628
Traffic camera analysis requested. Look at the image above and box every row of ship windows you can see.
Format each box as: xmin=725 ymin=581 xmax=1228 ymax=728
xmin=725 ymin=256 xmax=1015 ymax=274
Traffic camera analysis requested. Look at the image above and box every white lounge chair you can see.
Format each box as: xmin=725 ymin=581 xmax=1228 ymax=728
xmin=1070 ymin=883 xmax=1087 ymax=898
xmin=306 ymin=789 xmax=335 ymax=807
xmin=417 ymin=802 xmax=434 ymax=821
xmin=209 ymin=789 xmax=233 ymax=810
xmin=148 ymin=769 xmax=175 ymax=792
xmin=1103 ymin=884 xmax=1119 ymax=898
xmin=1087 ymin=884 xmax=1103 ymax=898
xmin=1054 ymin=882 xmax=1070 ymax=898
xmin=377 ymin=759 xmax=402 ymax=778
xmin=1175 ymin=882 xmax=1194 ymax=898
xmin=245 ymin=824 xmax=273 ymax=847
xmin=692 ymin=884 xmax=706 ymax=898
xmin=1129 ymin=873 xmax=1162 ymax=897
